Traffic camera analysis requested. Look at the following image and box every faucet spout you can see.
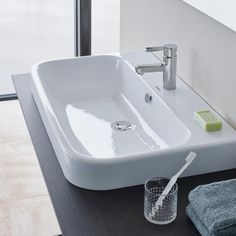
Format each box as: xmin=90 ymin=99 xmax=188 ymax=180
xmin=135 ymin=63 xmax=166 ymax=76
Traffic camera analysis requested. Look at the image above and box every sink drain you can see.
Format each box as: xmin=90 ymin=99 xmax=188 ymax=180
xmin=111 ymin=121 xmax=135 ymax=132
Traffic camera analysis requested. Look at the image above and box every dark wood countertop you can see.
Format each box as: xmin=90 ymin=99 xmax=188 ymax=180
xmin=13 ymin=73 xmax=236 ymax=236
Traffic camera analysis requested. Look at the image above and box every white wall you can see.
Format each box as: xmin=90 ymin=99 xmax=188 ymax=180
xmin=183 ymin=0 xmax=236 ymax=31
xmin=120 ymin=0 xmax=236 ymax=128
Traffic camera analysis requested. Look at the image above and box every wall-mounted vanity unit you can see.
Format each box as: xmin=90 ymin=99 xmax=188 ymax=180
xmin=183 ymin=0 xmax=236 ymax=31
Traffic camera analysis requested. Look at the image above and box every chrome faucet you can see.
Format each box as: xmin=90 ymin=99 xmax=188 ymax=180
xmin=135 ymin=44 xmax=177 ymax=90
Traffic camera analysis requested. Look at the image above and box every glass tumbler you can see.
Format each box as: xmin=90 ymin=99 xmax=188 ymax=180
xmin=144 ymin=177 xmax=178 ymax=225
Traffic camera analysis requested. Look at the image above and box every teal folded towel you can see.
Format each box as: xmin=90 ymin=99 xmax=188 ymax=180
xmin=186 ymin=204 xmax=236 ymax=236
xmin=186 ymin=179 xmax=236 ymax=236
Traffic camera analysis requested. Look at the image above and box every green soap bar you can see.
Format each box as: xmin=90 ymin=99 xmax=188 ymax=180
xmin=194 ymin=110 xmax=222 ymax=132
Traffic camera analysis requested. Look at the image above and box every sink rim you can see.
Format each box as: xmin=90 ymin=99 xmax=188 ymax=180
xmin=30 ymin=52 xmax=236 ymax=190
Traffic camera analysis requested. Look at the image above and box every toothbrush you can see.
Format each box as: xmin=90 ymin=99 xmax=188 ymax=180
xmin=149 ymin=151 xmax=197 ymax=217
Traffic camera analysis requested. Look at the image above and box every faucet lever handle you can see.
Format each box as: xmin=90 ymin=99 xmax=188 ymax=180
xmin=146 ymin=46 xmax=164 ymax=52
xmin=146 ymin=44 xmax=177 ymax=57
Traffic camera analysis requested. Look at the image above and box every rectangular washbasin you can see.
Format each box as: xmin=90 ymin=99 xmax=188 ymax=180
xmin=31 ymin=53 xmax=236 ymax=190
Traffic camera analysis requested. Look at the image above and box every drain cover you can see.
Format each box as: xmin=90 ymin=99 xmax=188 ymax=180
xmin=111 ymin=120 xmax=135 ymax=132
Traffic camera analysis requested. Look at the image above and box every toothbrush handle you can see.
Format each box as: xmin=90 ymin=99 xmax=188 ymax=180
xmin=175 ymin=161 xmax=193 ymax=178
xmin=156 ymin=177 xmax=177 ymax=206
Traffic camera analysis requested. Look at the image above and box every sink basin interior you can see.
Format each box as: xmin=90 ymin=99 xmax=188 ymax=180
xmin=34 ymin=55 xmax=190 ymax=159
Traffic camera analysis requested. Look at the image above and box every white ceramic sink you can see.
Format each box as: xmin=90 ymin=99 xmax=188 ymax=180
xmin=31 ymin=52 xmax=236 ymax=190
